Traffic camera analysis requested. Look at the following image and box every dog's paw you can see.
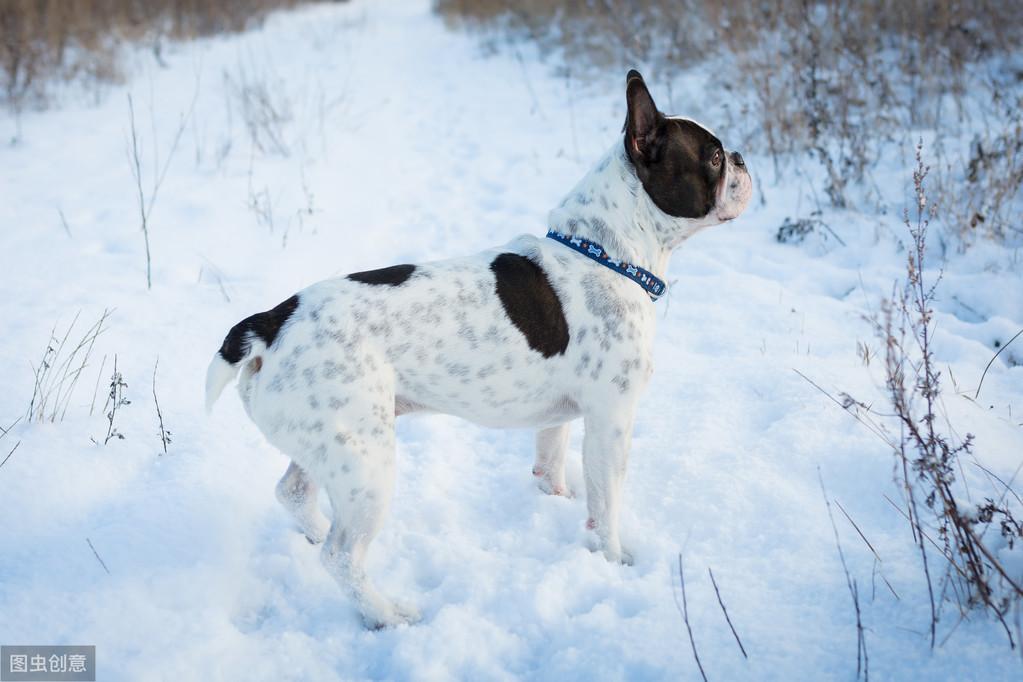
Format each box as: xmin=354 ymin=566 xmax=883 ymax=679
xmin=533 ymin=467 xmax=571 ymax=497
xmin=304 ymin=528 xmax=327 ymax=545
xmin=585 ymin=520 xmax=633 ymax=565
xmin=392 ymin=599 xmax=422 ymax=623
xmin=598 ymin=545 xmax=634 ymax=566
xmin=361 ymin=599 xmax=421 ymax=630
xmin=298 ymin=516 xmax=329 ymax=544
xmin=537 ymin=478 xmax=573 ymax=497
xmin=610 ymin=547 xmax=635 ymax=566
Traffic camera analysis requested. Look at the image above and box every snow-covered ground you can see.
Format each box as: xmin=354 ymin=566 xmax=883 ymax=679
xmin=1 ymin=1 xmax=1022 ymax=679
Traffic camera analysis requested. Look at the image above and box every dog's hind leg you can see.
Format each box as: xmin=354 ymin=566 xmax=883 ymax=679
xmin=275 ymin=461 xmax=330 ymax=544
xmin=533 ymin=423 xmax=571 ymax=496
xmin=317 ymin=385 xmax=419 ymax=629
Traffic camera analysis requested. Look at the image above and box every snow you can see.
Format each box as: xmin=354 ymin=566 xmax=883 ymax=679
xmin=1 ymin=0 xmax=1022 ymax=679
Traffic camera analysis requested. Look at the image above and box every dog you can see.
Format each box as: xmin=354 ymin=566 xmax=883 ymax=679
xmin=205 ymin=70 xmax=751 ymax=628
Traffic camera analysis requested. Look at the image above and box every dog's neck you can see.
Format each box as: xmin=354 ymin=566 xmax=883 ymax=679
xmin=547 ymin=141 xmax=707 ymax=279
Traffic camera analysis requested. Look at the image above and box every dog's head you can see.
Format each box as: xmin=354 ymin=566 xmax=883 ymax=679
xmin=623 ymin=70 xmax=751 ymax=230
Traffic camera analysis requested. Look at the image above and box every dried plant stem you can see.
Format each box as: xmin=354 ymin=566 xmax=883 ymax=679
xmin=836 ymin=500 xmax=900 ymax=601
xmin=675 ymin=555 xmax=709 ymax=682
xmin=127 ymin=93 xmax=151 ymax=289
xmin=708 ymin=567 xmax=748 ymax=659
xmin=791 ymin=368 xmax=894 ymax=448
xmin=878 ymin=141 xmax=1022 ymax=648
xmin=103 ymin=355 xmax=130 ymax=445
xmin=882 ymin=494 xmax=969 ymax=581
xmin=0 ymin=417 xmax=22 ymax=439
xmin=86 ymin=538 xmax=111 ymax=575
xmin=28 ymin=310 xmax=109 ymax=424
xmin=0 ymin=418 xmax=19 ymax=473
xmin=57 ymin=207 xmax=71 ymax=237
xmin=972 ymin=461 xmax=1023 ymax=509
xmin=974 ymin=327 xmax=1023 ymax=400
xmin=126 ymin=81 xmax=196 ymax=290
xmin=58 ymin=310 xmax=109 ymax=422
xmin=0 ymin=441 xmax=21 ymax=472
xmin=819 ymin=469 xmax=869 ymax=680
xmin=153 ymin=358 xmax=170 ymax=455
xmin=90 ymin=354 xmax=108 ymax=417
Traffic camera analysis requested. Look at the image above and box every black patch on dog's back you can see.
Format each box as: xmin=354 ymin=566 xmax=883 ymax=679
xmin=347 ymin=264 xmax=416 ymax=286
xmin=219 ymin=294 xmax=300 ymax=363
xmin=490 ymin=253 xmax=569 ymax=358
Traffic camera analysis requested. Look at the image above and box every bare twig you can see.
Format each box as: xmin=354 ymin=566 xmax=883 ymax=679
xmin=226 ymin=61 xmax=291 ymax=157
xmin=792 ymin=369 xmax=894 ymax=448
xmin=29 ymin=316 xmax=74 ymax=421
xmin=86 ymin=538 xmax=111 ymax=575
xmin=28 ymin=311 xmax=109 ymax=424
xmin=883 ymin=494 xmax=969 ymax=580
xmin=147 ymin=88 xmax=197 ymax=217
xmin=972 ymin=460 xmax=1023 ymax=509
xmin=0 ymin=416 xmax=22 ymax=439
xmin=103 ymin=355 xmax=130 ymax=445
xmin=57 ymin=310 xmax=110 ymax=422
xmin=676 ymin=554 xmax=709 ymax=682
xmin=974 ymin=327 xmax=1023 ymax=400
xmin=198 ymin=260 xmax=232 ymax=303
xmin=90 ymin=354 xmax=108 ymax=417
xmin=0 ymin=441 xmax=21 ymax=471
xmin=152 ymin=358 xmax=170 ymax=455
xmin=126 ymin=80 xmax=197 ymax=290
xmin=57 ymin=207 xmax=71 ymax=237
xmin=708 ymin=567 xmax=748 ymax=659
xmin=835 ymin=500 xmax=900 ymax=601
xmin=819 ymin=469 xmax=869 ymax=680
xmin=127 ymin=94 xmax=151 ymax=289
xmin=835 ymin=500 xmax=881 ymax=561
xmin=214 ymin=274 xmax=231 ymax=303
xmin=0 ymin=418 xmax=23 ymax=473
xmin=938 ymin=613 xmax=969 ymax=648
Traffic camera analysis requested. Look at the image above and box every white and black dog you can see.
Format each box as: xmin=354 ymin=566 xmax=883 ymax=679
xmin=206 ymin=70 xmax=752 ymax=628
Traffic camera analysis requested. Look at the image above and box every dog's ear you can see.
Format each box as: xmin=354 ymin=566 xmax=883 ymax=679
xmin=624 ymin=70 xmax=662 ymax=164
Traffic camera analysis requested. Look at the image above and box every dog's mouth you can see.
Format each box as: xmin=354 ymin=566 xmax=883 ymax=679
xmin=715 ymin=161 xmax=752 ymax=222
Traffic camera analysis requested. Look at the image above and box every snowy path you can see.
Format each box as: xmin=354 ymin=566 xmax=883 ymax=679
xmin=1 ymin=1 xmax=1021 ymax=680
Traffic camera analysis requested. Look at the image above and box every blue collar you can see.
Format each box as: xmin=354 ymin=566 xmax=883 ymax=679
xmin=546 ymin=229 xmax=667 ymax=301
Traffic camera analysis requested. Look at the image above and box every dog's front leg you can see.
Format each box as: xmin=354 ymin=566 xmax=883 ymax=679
xmin=533 ymin=423 xmax=571 ymax=496
xmin=582 ymin=407 xmax=635 ymax=565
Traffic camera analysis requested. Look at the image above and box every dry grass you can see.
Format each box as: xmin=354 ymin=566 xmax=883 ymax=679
xmin=437 ymin=0 xmax=1023 ymax=246
xmin=874 ymin=144 xmax=1023 ymax=645
xmin=935 ymin=92 xmax=1023 ymax=249
xmin=803 ymin=144 xmax=1023 ymax=648
xmin=28 ymin=309 xmax=111 ymax=424
xmin=0 ymin=0 xmax=315 ymax=110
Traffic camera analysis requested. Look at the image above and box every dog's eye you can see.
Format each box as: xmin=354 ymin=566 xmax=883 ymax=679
xmin=710 ymin=149 xmax=722 ymax=168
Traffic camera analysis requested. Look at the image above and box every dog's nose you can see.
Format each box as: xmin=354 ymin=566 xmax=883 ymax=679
xmin=731 ymin=151 xmax=745 ymax=168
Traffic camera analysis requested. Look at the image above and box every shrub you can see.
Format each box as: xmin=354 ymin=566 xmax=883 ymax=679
xmin=0 ymin=0 xmax=314 ymax=111
xmin=437 ymin=1 xmax=1023 ymax=245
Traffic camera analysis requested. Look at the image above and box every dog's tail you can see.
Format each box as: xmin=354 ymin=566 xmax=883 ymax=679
xmin=205 ymin=294 xmax=301 ymax=414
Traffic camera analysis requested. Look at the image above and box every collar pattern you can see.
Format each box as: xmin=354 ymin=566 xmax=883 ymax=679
xmin=545 ymin=229 xmax=667 ymax=301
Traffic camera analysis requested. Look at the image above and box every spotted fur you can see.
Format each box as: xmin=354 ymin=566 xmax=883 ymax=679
xmin=205 ymin=71 xmax=752 ymax=629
